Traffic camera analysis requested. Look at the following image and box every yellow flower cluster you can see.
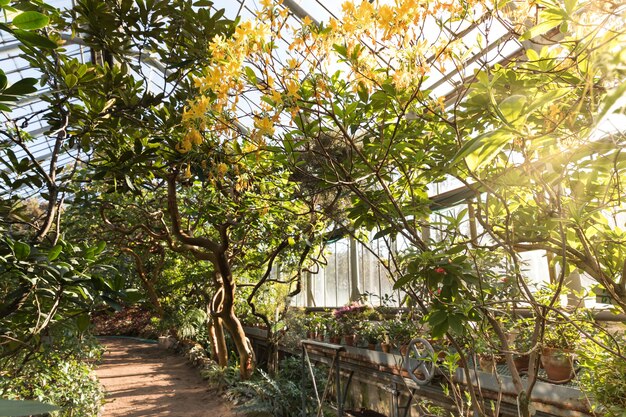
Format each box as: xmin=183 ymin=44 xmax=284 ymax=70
xmin=255 ymin=116 xmax=275 ymax=137
xmin=180 ymin=0 xmax=506 ymax=153
xmin=332 ymin=0 xmax=487 ymax=91
xmin=217 ymin=162 xmax=228 ymax=176
xmin=176 ymin=129 xmax=203 ymax=154
xmin=185 ymin=18 xmax=270 ymax=123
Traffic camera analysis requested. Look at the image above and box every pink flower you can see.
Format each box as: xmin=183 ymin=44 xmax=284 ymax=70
xmin=434 ymin=267 xmax=446 ymax=274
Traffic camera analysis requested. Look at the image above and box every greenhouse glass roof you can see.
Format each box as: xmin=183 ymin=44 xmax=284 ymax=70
xmin=0 ymin=0 xmax=526 ymax=197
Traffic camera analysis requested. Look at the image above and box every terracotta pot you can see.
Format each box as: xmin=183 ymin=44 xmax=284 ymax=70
xmin=344 ymin=334 xmax=356 ymax=346
xmin=381 ymin=342 xmax=392 ymax=353
xmin=541 ymin=347 xmax=574 ymax=383
xmin=399 ymin=344 xmax=409 ymax=356
xmin=478 ymin=355 xmax=497 ymax=374
xmin=367 ymin=342 xmax=377 ymax=350
xmin=329 ymin=336 xmax=341 ymax=344
xmin=513 ymin=354 xmax=530 ymax=373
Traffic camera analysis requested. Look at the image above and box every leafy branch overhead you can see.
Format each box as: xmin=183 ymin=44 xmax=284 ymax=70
xmin=0 ymin=0 xmax=625 ymax=415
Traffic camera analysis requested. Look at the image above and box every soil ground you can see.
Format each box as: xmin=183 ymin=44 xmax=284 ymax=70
xmin=96 ymin=337 xmax=238 ymax=417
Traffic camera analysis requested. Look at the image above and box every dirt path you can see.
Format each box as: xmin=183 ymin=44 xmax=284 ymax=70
xmin=96 ymin=337 xmax=238 ymax=417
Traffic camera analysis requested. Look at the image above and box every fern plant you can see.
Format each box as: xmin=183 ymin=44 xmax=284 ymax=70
xmin=201 ymin=363 xmax=240 ymax=393
xmin=174 ymin=308 xmax=207 ymax=340
xmin=227 ymin=356 xmax=327 ymax=417
xmin=231 ymin=369 xmax=301 ymax=416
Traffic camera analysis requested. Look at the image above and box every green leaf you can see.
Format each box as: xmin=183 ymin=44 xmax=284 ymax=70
xmin=94 ymin=240 xmax=106 ymax=255
xmin=520 ymin=19 xmax=561 ymax=41
xmin=244 ymin=66 xmax=257 ymax=84
xmin=373 ymin=227 xmax=394 ymax=240
xmin=14 ymin=241 xmax=30 ymax=260
xmin=76 ymin=314 xmax=90 ymax=332
xmin=498 ymin=94 xmax=527 ymax=124
xmin=448 ymin=315 xmax=464 ymax=335
xmin=0 ymin=399 xmax=59 ymax=417
xmin=0 ymin=70 xmax=6 ymax=90
xmin=65 ymin=74 xmax=78 ymax=88
xmin=102 ymin=296 xmax=123 ymax=311
xmin=3 ymin=78 xmax=37 ymax=96
xmin=431 ymin=321 xmax=448 ymax=338
xmin=357 ymin=83 xmax=368 ymax=102
xmin=332 ymin=43 xmax=347 ymax=57
xmin=564 ymin=0 xmax=577 ymax=15
xmin=13 ymin=29 xmax=57 ymax=49
xmin=124 ymin=175 xmax=136 ymax=192
xmin=453 ymin=129 xmax=512 ymax=171
xmin=48 ymin=244 xmax=63 ymax=261
xmin=428 ymin=309 xmax=448 ymax=327
xmin=0 ymin=94 xmax=19 ymax=102
xmin=393 ymin=273 xmax=415 ymax=290
xmin=12 ymin=11 xmax=50 ymax=30
xmin=123 ymin=288 xmax=143 ymax=304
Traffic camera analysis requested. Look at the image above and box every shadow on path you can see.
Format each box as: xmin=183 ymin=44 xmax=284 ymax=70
xmin=96 ymin=337 xmax=237 ymax=417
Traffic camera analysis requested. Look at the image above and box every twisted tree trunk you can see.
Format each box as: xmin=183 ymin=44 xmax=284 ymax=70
xmin=208 ymin=315 xmax=228 ymax=367
xmin=211 ymin=255 xmax=255 ymax=379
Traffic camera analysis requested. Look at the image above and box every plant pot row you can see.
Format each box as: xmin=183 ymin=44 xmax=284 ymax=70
xmin=306 ymin=332 xmax=409 ymax=353
xmin=478 ymin=348 xmax=575 ymax=384
xmin=308 ymin=332 xmax=575 ymax=384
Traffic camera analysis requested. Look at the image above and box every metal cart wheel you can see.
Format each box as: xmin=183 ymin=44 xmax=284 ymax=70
xmin=404 ymin=338 xmax=436 ymax=386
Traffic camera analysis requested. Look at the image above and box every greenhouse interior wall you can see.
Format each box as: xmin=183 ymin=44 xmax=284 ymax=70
xmin=290 ymin=197 xmax=608 ymax=311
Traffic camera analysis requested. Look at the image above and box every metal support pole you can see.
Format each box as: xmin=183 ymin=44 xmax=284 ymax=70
xmin=390 ymin=383 xmax=400 ymax=417
xmin=335 ymin=350 xmax=342 ymax=417
xmin=301 ymin=340 xmax=345 ymax=417
xmin=341 ymin=371 xmax=354 ymax=412
xmin=349 ymin=237 xmax=361 ymax=302
xmin=301 ymin=344 xmax=306 ymax=417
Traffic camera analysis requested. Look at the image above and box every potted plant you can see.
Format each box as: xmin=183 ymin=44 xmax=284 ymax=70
xmin=541 ymin=314 xmax=580 ymax=382
xmin=387 ymin=318 xmax=416 ymax=355
xmin=359 ymin=321 xmax=382 ymax=350
xmin=301 ymin=315 xmax=314 ymax=340
xmin=306 ymin=314 xmax=325 ymax=340
xmin=511 ymin=319 xmax=533 ymax=373
xmin=474 ymin=337 xmax=499 ymax=374
xmin=473 ymin=324 xmax=504 ymax=374
xmin=379 ymin=321 xmax=393 ymax=353
xmin=326 ymin=317 xmax=343 ymax=344
xmin=334 ymin=302 xmax=366 ymax=346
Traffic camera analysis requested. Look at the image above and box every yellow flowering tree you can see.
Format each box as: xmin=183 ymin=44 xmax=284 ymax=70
xmin=184 ymin=0 xmax=626 ymax=413
xmin=42 ymin=0 xmax=333 ymax=379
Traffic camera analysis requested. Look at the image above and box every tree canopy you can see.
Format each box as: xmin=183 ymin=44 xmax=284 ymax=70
xmin=1 ymin=0 xmax=625 ymax=414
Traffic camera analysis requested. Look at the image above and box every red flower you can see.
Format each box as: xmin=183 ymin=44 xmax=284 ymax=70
xmin=434 ymin=267 xmax=446 ymax=274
